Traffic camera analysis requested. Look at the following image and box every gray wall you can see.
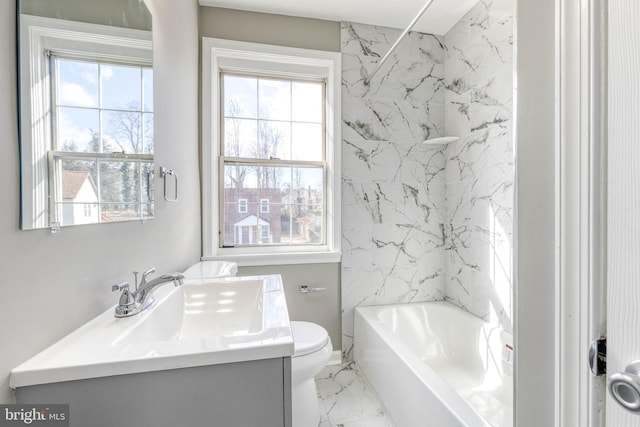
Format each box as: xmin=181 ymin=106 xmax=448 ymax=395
xmin=199 ymin=7 xmax=340 ymax=52
xmin=239 ymin=264 xmax=341 ymax=350
xmin=0 ymin=0 xmax=201 ymax=404
xmin=201 ymin=7 xmax=342 ymax=349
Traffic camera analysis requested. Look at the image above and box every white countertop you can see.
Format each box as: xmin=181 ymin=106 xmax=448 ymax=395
xmin=11 ymin=275 xmax=293 ymax=389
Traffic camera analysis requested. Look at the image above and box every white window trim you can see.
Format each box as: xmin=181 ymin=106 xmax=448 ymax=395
xmin=202 ymin=37 xmax=341 ymax=266
xmin=19 ymin=14 xmax=152 ymax=229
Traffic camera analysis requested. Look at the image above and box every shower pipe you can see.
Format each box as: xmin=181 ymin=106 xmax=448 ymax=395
xmin=364 ymin=0 xmax=437 ymax=85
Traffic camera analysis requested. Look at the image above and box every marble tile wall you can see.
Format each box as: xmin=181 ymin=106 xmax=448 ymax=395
xmin=341 ymin=22 xmax=448 ymax=360
xmin=443 ymin=0 xmax=514 ymax=330
xmin=341 ymin=0 xmax=514 ymax=359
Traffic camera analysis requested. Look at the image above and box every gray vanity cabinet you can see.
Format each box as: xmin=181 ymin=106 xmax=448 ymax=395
xmin=15 ymin=357 xmax=292 ymax=427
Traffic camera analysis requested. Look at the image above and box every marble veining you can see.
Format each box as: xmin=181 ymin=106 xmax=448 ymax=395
xmin=341 ymin=21 xmax=448 ymax=360
xmin=316 ymin=363 xmax=391 ymax=427
xmin=341 ymin=0 xmax=513 ymax=361
xmin=443 ymin=0 xmax=514 ymax=329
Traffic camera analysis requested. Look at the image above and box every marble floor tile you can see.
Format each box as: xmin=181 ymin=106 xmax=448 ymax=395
xmin=315 ymin=363 xmax=392 ymax=427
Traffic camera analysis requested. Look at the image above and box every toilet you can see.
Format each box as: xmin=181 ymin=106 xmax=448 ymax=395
xmin=182 ymin=260 xmax=238 ymax=279
xmin=290 ymin=321 xmax=333 ymax=427
xmin=183 ymin=262 xmax=331 ymax=426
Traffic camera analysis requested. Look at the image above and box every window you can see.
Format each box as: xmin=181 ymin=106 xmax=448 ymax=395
xmin=238 ymin=199 xmax=248 ymax=213
xmin=260 ymin=224 xmax=270 ymax=241
xmin=260 ymin=199 xmax=270 ymax=214
xmin=49 ymin=56 xmax=153 ymax=226
xmin=221 ymin=73 xmax=325 ymax=248
xmin=202 ymin=38 xmax=341 ymax=265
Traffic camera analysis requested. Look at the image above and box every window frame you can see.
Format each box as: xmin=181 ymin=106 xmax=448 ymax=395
xmin=202 ymin=38 xmax=341 ymax=266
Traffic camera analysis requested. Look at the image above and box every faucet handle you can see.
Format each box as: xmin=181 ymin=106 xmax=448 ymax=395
xmin=112 ymin=282 xmax=136 ymax=309
xmin=112 ymin=282 xmax=130 ymax=292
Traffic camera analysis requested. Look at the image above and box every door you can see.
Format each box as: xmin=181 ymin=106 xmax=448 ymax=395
xmin=607 ymin=0 xmax=640 ymax=424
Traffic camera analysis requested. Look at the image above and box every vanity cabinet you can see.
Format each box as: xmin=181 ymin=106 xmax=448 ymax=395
xmin=15 ymin=357 xmax=292 ymax=427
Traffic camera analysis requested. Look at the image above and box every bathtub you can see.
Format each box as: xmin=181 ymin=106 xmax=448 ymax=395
xmin=354 ymin=302 xmax=513 ymax=427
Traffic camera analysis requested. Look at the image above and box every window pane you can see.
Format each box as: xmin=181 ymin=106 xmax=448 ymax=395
xmin=57 ymin=159 xmax=97 ymax=226
xmin=258 ymin=79 xmax=291 ymax=121
xmin=56 ymin=59 xmax=98 ymax=108
xmin=143 ymin=113 xmax=154 ymax=154
xmin=221 ymin=166 xmax=289 ymax=247
xmin=292 ymin=123 xmax=323 ymax=161
xmin=224 ymin=118 xmax=257 ymax=157
xmin=57 ymin=107 xmax=99 ymax=151
xmin=143 ymin=68 xmax=153 ymax=112
xmin=99 ymin=161 xmax=138 ymax=203
xmin=103 ymin=110 xmax=144 ymax=154
xmin=258 ymin=120 xmax=291 ymax=160
xmin=99 ymin=161 xmax=148 ymax=222
xmin=278 ymin=204 xmax=293 ymax=244
xmin=101 ymin=64 xmax=142 ymax=110
xmin=224 ymin=75 xmax=257 ymax=119
xmin=255 ymin=166 xmax=289 ymax=191
xmin=224 ymin=164 xmax=255 ymax=190
xmin=291 ymin=167 xmax=324 ymax=244
xmin=292 ymin=81 xmax=323 ymax=123
xmin=220 ymin=164 xmax=324 ymax=246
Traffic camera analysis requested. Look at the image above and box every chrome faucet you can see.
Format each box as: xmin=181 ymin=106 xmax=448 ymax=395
xmin=112 ymin=267 xmax=185 ymax=318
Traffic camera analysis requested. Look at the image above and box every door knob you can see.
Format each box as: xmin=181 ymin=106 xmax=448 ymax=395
xmin=608 ymin=360 xmax=640 ymax=412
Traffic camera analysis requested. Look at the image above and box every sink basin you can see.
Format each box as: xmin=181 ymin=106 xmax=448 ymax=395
xmin=10 ymin=275 xmax=293 ymax=389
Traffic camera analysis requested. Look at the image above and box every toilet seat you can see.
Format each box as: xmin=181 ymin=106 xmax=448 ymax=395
xmin=291 ymin=321 xmax=329 ymax=357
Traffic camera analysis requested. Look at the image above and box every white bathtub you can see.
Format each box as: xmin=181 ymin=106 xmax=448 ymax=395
xmin=354 ymin=302 xmax=513 ymax=427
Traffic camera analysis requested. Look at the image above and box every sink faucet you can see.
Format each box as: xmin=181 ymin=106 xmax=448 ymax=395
xmin=112 ymin=267 xmax=185 ymax=318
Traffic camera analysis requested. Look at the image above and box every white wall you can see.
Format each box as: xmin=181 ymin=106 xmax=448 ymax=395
xmin=443 ymin=0 xmax=514 ymax=329
xmin=0 ymin=0 xmax=201 ymax=403
xmin=514 ymin=0 xmax=556 ymax=424
xmin=340 ymin=22 xmax=448 ymax=360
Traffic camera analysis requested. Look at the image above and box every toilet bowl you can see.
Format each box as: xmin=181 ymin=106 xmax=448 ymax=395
xmin=290 ymin=321 xmax=333 ymax=427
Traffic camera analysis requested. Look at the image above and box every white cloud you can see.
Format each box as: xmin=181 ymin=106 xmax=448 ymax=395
xmin=59 ymin=82 xmax=96 ymax=108
xmin=101 ymin=66 xmax=114 ymax=81
xmin=57 ymin=110 xmax=95 ymax=150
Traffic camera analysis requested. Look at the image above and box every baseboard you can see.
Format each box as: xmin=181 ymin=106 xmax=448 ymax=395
xmin=327 ymin=350 xmax=342 ymax=366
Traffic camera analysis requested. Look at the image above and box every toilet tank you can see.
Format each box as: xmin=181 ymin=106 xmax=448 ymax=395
xmin=183 ymin=261 xmax=238 ymax=279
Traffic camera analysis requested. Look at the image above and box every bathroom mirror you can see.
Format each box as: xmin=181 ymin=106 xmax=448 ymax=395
xmin=17 ymin=0 xmax=154 ymax=230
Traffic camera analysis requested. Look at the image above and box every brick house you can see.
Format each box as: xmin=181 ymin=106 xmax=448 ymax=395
xmin=223 ymin=188 xmax=282 ymax=245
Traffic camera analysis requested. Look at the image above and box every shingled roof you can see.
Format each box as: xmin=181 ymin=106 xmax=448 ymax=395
xmin=62 ymin=171 xmax=96 ymax=200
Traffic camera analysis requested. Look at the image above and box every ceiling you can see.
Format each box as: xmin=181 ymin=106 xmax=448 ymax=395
xmin=198 ymin=0 xmax=484 ymax=36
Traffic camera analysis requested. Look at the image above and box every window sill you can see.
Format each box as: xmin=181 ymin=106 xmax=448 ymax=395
xmin=201 ymin=251 xmax=341 ymax=267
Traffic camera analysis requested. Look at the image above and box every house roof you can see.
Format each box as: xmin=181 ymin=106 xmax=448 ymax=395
xmin=234 ymin=214 xmax=270 ymax=227
xmin=62 ymin=171 xmax=95 ymax=199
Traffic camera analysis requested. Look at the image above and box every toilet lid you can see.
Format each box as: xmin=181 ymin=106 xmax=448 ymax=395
xmin=182 ymin=261 xmax=238 ymax=279
xmin=291 ymin=321 xmax=330 ymax=357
